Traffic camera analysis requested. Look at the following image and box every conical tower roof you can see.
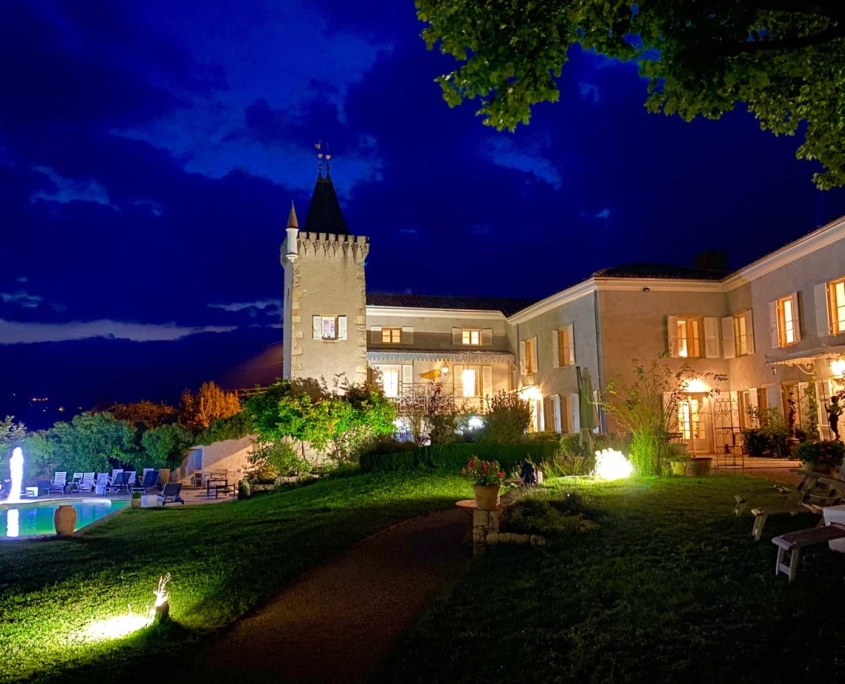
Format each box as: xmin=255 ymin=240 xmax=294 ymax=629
xmin=303 ymin=172 xmax=349 ymax=235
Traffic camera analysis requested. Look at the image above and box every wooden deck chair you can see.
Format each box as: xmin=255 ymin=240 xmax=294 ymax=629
xmin=734 ymin=470 xmax=827 ymax=516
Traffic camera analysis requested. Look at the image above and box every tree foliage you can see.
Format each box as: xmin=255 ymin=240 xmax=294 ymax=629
xmin=482 ymin=391 xmax=532 ymax=444
xmin=139 ymin=423 xmax=195 ymax=469
xmin=180 ymin=381 xmax=242 ymax=429
xmin=112 ymin=400 xmax=178 ymax=428
xmin=417 ymin=0 xmax=845 ymax=188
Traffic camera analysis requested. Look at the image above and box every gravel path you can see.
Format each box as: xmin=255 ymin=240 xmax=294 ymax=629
xmin=180 ymin=508 xmax=470 ymax=684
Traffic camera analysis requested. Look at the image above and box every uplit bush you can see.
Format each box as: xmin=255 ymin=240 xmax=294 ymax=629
xmin=480 ymin=391 xmax=531 ymax=444
xmin=359 ymin=442 xmax=558 ymax=473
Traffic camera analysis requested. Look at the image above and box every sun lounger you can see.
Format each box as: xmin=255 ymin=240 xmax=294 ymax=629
xmin=748 ymin=477 xmax=845 ymax=541
xmin=77 ymin=472 xmax=96 ymax=493
xmin=96 ymin=473 xmax=110 ymax=495
xmin=106 ymin=471 xmax=131 ymax=494
xmin=772 ymin=523 xmax=845 ymax=582
xmin=69 ymin=473 xmax=83 ymax=493
xmin=157 ymin=483 xmax=185 ymax=506
xmin=132 ymin=470 xmax=159 ymax=494
xmin=48 ymin=472 xmax=67 ymax=495
xmin=125 ymin=472 xmax=137 ymax=490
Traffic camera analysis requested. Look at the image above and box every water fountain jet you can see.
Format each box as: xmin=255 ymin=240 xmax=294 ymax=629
xmin=7 ymin=447 xmax=23 ymax=504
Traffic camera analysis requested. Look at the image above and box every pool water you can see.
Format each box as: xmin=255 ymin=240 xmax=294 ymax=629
xmin=0 ymin=500 xmax=128 ymax=538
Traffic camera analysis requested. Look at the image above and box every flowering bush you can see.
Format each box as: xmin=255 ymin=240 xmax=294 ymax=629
xmin=461 ymin=456 xmax=504 ymax=486
xmin=794 ymin=440 xmax=845 ymax=469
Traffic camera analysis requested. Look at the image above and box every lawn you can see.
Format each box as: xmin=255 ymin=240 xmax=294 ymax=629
xmin=0 ymin=472 xmax=467 ymax=684
xmin=381 ymin=474 xmax=845 ymax=684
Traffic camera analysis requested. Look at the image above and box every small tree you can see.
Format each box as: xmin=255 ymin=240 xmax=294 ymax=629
xmin=139 ymin=423 xmax=195 ymax=469
xmin=482 ymin=391 xmax=531 ymax=444
xmin=113 ymin=400 xmax=178 ymax=428
xmin=180 ymin=381 xmax=242 ymax=429
xmin=600 ymin=357 xmax=726 ymax=475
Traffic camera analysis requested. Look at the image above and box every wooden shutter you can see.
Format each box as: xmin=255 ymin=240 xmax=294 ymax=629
xmin=481 ymin=328 xmax=493 ymax=346
xmin=370 ymin=326 xmax=382 ymax=344
xmin=765 ymin=384 xmax=782 ymax=414
xmin=817 ymin=380 xmax=831 ymax=438
xmin=570 ymin=393 xmax=581 ymax=432
xmin=553 ymin=394 xmax=562 ymax=433
xmin=815 ymin=283 xmax=830 ymax=337
xmin=747 ymin=388 xmax=759 ymax=427
xmin=452 ymin=327 xmax=462 ymax=345
xmin=482 ymin=366 xmax=493 ymax=397
xmin=312 ymin=315 xmax=321 ymax=340
xmin=454 ymin=365 xmax=464 ymax=398
xmin=551 ymin=329 xmax=560 ymax=369
xmin=790 ymin=292 xmax=802 ymax=342
xmin=721 ymin=316 xmax=736 ymax=359
xmin=402 ymin=326 xmax=414 ymax=344
xmin=519 ymin=340 xmax=526 ymax=375
xmin=401 ymin=365 xmax=413 ymax=395
xmin=746 ymin=310 xmax=755 ymax=354
xmin=531 ymin=337 xmax=539 ymax=373
xmin=768 ymin=301 xmax=779 ymax=349
xmin=566 ymin=324 xmax=575 ymax=365
xmin=338 ymin=315 xmax=347 ymax=340
xmin=667 ymin=315 xmax=679 ymax=357
xmin=703 ymin=317 xmax=720 ymax=358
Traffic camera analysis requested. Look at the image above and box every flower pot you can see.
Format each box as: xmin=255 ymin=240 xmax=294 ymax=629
xmin=54 ymin=505 xmax=78 ymax=536
xmin=131 ymin=497 xmax=142 ymax=509
xmin=472 ymin=484 xmax=501 ymax=511
xmin=687 ymin=458 xmax=712 ymax=477
xmin=802 ymin=462 xmax=833 ymax=475
xmin=669 ymin=460 xmax=688 ymax=476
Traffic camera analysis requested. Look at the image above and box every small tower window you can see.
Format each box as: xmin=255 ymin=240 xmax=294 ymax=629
xmin=322 ymin=317 xmax=337 ymax=340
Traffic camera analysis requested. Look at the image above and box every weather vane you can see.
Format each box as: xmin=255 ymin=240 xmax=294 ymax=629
xmin=315 ymin=140 xmax=332 ymax=177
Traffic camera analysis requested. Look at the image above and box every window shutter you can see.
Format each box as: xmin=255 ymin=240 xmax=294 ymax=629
xmin=519 ymin=340 xmax=526 ymax=375
xmin=766 ymin=384 xmax=782 ymax=414
xmin=703 ymin=317 xmax=720 ymax=358
xmin=338 ymin=315 xmax=347 ymax=341
xmin=402 ymin=326 xmax=414 ymax=344
xmin=452 ymin=327 xmax=461 ymax=345
xmin=401 ymin=364 xmax=413 ymax=392
xmin=768 ymin=300 xmax=779 ymax=349
xmin=538 ymin=399 xmax=546 ymax=432
xmin=370 ymin=326 xmax=382 ymax=345
xmin=551 ymin=329 xmax=560 ymax=369
xmin=482 ymin=366 xmax=493 ymax=397
xmin=567 ymin=324 xmax=575 ymax=365
xmin=481 ymin=328 xmax=493 ymax=346
xmin=728 ymin=391 xmax=741 ymax=427
xmin=312 ymin=315 xmax=321 ymax=340
xmin=553 ymin=395 xmax=562 ymax=433
xmin=817 ymin=381 xmax=831 ymax=438
xmin=531 ymin=337 xmax=539 ymax=373
xmin=815 ymin=283 xmax=830 ymax=337
xmin=721 ymin=317 xmax=736 ymax=359
xmin=454 ymin=365 xmax=464 ymax=398
xmin=570 ymin=393 xmax=581 ymax=432
xmin=791 ymin=292 xmax=802 ymax=342
xmin=747 ymin=388 xmax=759 ymax=427
xmin=746 ymin=310 xmax=755 ymax=354
xmin=667 ymin=315 xmax=679 ymax=357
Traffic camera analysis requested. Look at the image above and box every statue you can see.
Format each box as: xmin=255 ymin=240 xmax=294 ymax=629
xmin=7 ymin=447 xmax=23 ymax=504
xmin=787 ymin=391 xmax=797 ymax=437
xmin=827 ymin=395 xmax=843 ymax=441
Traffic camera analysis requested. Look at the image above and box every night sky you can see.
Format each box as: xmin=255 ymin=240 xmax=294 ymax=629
xmin=3 ymin=1 xmax=845 ymax=428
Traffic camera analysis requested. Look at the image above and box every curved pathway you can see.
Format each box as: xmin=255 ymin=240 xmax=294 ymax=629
xmin=182 ymin=508 xmax=470 ymax=684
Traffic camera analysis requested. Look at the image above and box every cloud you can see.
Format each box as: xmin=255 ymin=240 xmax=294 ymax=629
xmin=209 ymin=299 xmax=281 ymax=313
xmin=479 ymin=138 xmax=562 ymax=189
xmin=579 ymin=82 xmax=601 ymax=103
xmin=30 ymin=166 xmax=115 ymax=207
xmin=1 ymin=291 xmax=43 ymax=308
xmin=595 ymin=208 xmax=611 ymax=220
xmin=0 ymin=319 xmax=237 ymax=345
xmin=15 ymin=277 xmax=27 ymax=283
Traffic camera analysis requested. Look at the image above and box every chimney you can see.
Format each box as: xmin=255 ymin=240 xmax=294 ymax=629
xmin=694 ymin=250 xmax=727 ymax=273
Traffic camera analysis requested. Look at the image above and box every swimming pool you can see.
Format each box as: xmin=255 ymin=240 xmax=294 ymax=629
xmin=0 ymin=500 xmax=128 ymax=538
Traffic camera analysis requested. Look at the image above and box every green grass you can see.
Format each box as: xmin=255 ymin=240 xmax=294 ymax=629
xmin=381 ymin=474 xmax=845 ymax=684
xmin=0 ymin=472 xmax=467 ymax=684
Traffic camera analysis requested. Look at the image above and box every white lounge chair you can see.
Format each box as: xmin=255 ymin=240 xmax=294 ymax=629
xmin=96 ymin=473 xmax=110 ymax=495
xmin=77 ymin=472 xmax=96 ymax=493
xmin=69 ymin=473 xmax=83 ymax=493
xmin=48 ymin=472 xmax=67 ymax=495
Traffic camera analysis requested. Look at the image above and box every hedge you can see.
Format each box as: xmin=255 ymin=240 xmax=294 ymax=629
xmin=359 ymin=442 xmax=560 ymax=474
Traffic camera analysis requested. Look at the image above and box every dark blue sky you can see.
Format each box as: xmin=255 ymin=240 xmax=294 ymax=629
xmin=3 ymin=0 xmax=845 ymax=426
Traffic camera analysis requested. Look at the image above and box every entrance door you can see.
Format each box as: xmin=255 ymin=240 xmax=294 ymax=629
xmin=678 ymin=394 xmax=711 ymax=453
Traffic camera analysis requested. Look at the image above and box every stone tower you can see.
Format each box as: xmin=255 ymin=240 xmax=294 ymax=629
xmin=281 ymin=167 xmax=369 ymax=388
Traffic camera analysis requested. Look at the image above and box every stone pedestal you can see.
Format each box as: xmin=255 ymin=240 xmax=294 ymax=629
xmin=472 ymin=509 xmax=500 ymax=557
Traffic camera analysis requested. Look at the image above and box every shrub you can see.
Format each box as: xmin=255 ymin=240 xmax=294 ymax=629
xmin=481 ymin=392 xmax=531 ymax=444
xmin=139 ymin=423 xmax=195 ymax=469
xmin=502 ymin=490 xmax=600 ymax=536
xmin=245 ymin=440 xmax=311 ymax=483
xmin=360 ymin=442 xmax=558 ymax=473
xmin=794 ymin=440 xmax=845 ymax=469
xmin=196 ymin=412 xmax=253 ymax=445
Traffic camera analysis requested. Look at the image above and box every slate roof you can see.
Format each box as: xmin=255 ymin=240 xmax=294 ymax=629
xmin=366 ymin=293 xmax=538 ymax=317
xmin=303 ymin=173 xmax=349 ymax=235
xmin=593 ymin=263 xmax=727 ymax=281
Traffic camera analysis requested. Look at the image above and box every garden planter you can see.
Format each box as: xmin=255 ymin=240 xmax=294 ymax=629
xmin=669 ymin=460 xmax=688 ymax=476
xmin=54 ymin=505 xmax=77 ymax=536
xmin=473 ymin=484 xmax=501 ymax=511
xmin=687 ymin=458 xmax=712 ymax=477
xmin=131 ymin=497 xmax=142 ymax=509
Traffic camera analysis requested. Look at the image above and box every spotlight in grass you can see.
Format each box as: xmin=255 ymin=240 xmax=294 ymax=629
xmin=595 ymin=449 xmax=633 ymax=481
xmin=467 ymin=416 xmax=484 ymax=430
xmin=79 ymin=574 xmax=172 ymax=641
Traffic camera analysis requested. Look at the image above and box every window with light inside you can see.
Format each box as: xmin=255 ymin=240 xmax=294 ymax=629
xmin=676 ymin=317 xmax=702 ymax=358
xmin=524 ymin=337 xmax=537 ymax=374
xmin=462 ymin=329 xmax=481 ymax=345
xmin=381 ymin=328 xmax=401 ymax=344
xmin=829 ymin=278 xmax=845 ymax=335
xmin=734 ymin=312 xmax=749 ymax=356
xmin=777 ymin=296 xmax=797 ymax=346
xmin=322 ymin=316 xmax=337 ymax=340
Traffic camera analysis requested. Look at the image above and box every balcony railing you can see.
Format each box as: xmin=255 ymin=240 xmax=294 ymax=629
xmin=385 ymin=383 xmax=492 ymax=416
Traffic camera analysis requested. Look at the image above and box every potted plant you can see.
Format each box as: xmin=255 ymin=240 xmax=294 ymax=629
xmin=131 ymin=491 xmax=142 ymax=509
xmin=794 ymin=440 xmax=845 ymax=475
xmin=462 ymin=457 xmax=504 ymax=510
xmin=667 ymin=444 xmax=690 ymax=476
xmin=687 ymin=456 xmax=713 ymax=477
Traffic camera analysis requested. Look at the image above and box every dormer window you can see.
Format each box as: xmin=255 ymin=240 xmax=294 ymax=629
xmin=382 ymin=328 xmax=402 ymax=344
xmin=462 ymin=329 xmax=481 ymax=345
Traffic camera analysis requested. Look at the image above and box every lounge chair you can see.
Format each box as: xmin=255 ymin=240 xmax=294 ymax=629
xmin=125 ymin=472 xmax=137 ymax=491
xmin=108 ymin=469 xmax=124 ymax=487
xmin=48 ymin=472 xmax=67 ymax=495
xmin=96 ymin=473 xmax=110 ymax=495
xmin=748 ymin=476 xmax=845 ymax=541
xmin=69 ymin=473 xmax=83 ymax=493
xmin=106 ymin=471 xmax=131 ymax=494
xmin=157 ymin=483 xmax=185 ymax=506
xmin=735 ymin=470 xmax=831 ymax=516
xmin=132 ymin=470 xmax=159 ymax=494
xmin=77 ymin=472 xmax=96 ymax=493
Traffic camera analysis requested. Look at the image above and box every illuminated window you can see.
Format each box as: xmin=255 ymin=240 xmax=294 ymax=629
xmin=557 ymin=327 xmax=572 ymax=366
xmin=321 ymin=317 xmax=337 ymax=340
xmin=734 ymin=312 xmax=749 ymax=357
xmin=677 ymin=317 xmax=702 ymax=358
xmin=830 ymin=278 xmax=845 ymax=335
xmin=461 ymin=368 xmax=478 ymax=397
xmin=382 ymin=368 xmax=400 ymax=397
xmin=524 ymin=337 xmax=537 ymax=374
xmin=677 ymin=398 xmax=702 ymax=441
xmin=382 ymin=328 xmax=402 ymax=344
xmin=462 ymin=329 xmax=481 ymax=345
xmin=777 ymin=295 xmax=798 ymax=346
